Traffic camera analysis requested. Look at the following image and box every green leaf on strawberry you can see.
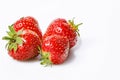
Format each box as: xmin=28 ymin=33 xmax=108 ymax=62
xmin=40 ymin=52 xmax=52 ymax=66
xmin=2 ymin=25 xmax=23 ymax=52
xmin=68 ymin=18 xmax=83 ymax=36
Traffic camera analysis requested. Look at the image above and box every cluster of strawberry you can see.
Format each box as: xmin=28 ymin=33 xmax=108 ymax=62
xmin=3 ymin=16 xmax=82 ymax=66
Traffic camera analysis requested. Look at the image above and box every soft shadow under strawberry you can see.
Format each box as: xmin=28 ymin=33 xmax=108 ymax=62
xmin=63 ymin=38 xmax=82 ymax=65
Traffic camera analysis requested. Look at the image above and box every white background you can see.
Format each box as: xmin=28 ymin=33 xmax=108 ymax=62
xmin=0 ymin=0 xmax=120 ymax=80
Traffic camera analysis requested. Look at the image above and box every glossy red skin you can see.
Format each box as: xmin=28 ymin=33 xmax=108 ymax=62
xmin=9 ymin=30 xmax=41 ymax=60
xmin=13 ymin=16 xmax=42 ymax=43
xmin=43 ymin=18 xmax=77 ymax=48
xmin=42 ymin=35 xmax=69 ymax=64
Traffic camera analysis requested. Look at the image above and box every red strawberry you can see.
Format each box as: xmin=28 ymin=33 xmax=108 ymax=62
xmin=43 ymin=18 xmax=82 ymax=48
xmin=41 ymin=35 xmax=69 ymax=65
xmin=2 ymin=25 xmax=41 ymax=60
xmin=14 ymin=16 xmax=42 ymax=44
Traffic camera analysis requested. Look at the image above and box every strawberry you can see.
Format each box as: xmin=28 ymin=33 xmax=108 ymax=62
xmin=2 ymin=24 xmax=41 ymax=60
xmin=41 ymin=35 xmax=69 ymax=65
xmin=43 ymin=18 xmax=82 ymax=48
xmin=14 ymin=16 xmax=42 ymax=44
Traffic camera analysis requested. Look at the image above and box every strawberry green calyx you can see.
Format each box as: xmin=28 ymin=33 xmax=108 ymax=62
xmin=38 ymin=46 xmax=42 ymax=54
xmin=2 ymin=25 xmax=23 ymax=52
xmin=68 ymin=18 xmax=83 ymax=36
xmin=40 ymin=52 xmax=52 ymax=66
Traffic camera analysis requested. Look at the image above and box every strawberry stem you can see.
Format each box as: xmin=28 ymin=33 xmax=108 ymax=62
xmin=68 ymin=18 xmax=83 ymax=36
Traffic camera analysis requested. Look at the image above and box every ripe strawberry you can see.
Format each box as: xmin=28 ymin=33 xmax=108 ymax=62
xmin=13 ymin=16 xmax=42 ymax=44
xmin=2 ymin=25 xmax=41 ymax=60
xmin=41 ymin=35 xmax=69 ymax=65
xmin=43 ymin=18 xmax=82 ymax=48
